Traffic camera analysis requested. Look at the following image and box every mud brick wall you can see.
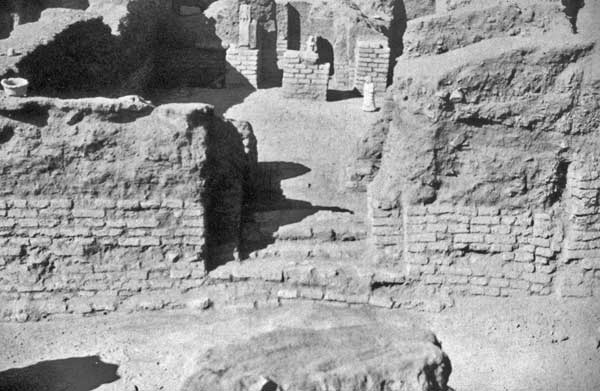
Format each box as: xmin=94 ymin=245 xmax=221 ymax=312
xmin=0 ymin=197 xmax=207 ymax=320
xmin=0 ymin=97 xmax=249 ymax=321
xmin=369 ymin=201 xmax=568 ymax=297
xmin=558 ymin=159 xmax=600 ymax=297
xmin=281 ymin=50 xmax=330 ymax=100
xmin=354 ymin=41 xmax=390 ymax=94
xmin=226 ymin=46 xmax=260 ymax=88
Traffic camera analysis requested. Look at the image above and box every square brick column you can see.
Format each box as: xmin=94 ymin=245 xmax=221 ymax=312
xmin=354 ymin=40 xmax=390 ymax=94
xmin=281 ymin=50 xmax=330 ymax=100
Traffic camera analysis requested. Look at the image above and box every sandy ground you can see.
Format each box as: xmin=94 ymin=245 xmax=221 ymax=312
xmin=152 ymin=88 xmax=378 ymax=214
xmin=0 ymin=297 xmax=599 ymax=391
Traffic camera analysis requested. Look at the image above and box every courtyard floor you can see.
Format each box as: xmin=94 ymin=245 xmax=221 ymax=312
xmin=0 ymin=296 xmax=599 ymax=391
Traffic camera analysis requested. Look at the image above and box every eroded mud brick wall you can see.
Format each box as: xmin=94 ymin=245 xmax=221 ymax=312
xmin=0 ymin=97 xmax=248 ymax=320
xmin=354 ymin=41 xmax=390 ymax=94
xmin=365 ymin=3 xmax=600 ymax=298
xmin=281 ymin=50 xmax=329 ymax=100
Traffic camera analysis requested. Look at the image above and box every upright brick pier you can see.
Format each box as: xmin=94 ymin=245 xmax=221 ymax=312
xmin=354 ymin=40 xmax=390 ymax=94
xmin=226 ymin=45 xmax=260 ymax=88
xmin=281 ymin=50 xmax=330 ymax=100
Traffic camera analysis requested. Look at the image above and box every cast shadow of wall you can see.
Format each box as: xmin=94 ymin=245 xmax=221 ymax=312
xmin=239 ymin=161 xmax=353 ymax=260
xmin=384 ymin=0 xmax=407 ymax=86
xmin=0 ymin=355 xmax=119 ymax=391
xmin=149 ymin=11 xmax=256 ymax=115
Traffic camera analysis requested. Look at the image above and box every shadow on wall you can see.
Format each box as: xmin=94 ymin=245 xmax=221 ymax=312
xmin=287 ymin=3 xmax=301 ymax=50
xmin=240 ymin=161 xmax=354 ymax=260
xmin=0 ymin=355 xmax=120 ymax=391
xmin=316 ymin=36 xmax=334 ymax=76
xmin=385 ymin=0 xmax=407 ymax=86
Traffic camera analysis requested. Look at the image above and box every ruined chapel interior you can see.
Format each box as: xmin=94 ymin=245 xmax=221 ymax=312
xmin=0 ymin=0 xmax=599 ymax=390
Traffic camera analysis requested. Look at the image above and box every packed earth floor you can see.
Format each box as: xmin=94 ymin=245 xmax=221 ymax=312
xmin=1 ymin=297 xmax=599 ymax=391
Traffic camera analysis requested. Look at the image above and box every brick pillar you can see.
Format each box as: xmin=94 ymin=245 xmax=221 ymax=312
xmin=557 ymin=157 xmax=600 ymax=297
xmin=354 ymin=40 xmax=390 ymax=94
xmin=226 ymin=45 xmax=260 ymax=88
xmin=281 ymin=50 xmax=330 ymax=100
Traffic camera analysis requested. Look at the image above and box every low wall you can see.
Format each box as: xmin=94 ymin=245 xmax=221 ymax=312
xmin=0 ymin=96 xmax=249 ymax=321
xmin=281 ymin=50 xmax=330 ymax=100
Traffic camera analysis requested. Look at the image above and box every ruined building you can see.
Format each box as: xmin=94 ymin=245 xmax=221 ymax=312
xmin=0 ymin=0 xmax=598 ymax=322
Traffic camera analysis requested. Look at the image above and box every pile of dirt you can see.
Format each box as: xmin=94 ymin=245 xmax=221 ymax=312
xmin=182 ymin=323 xmax=451 ymax=391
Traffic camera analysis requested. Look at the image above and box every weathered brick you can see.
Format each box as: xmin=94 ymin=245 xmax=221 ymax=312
xmin=454 ymin=233 xmax=484 ymax=243
xmin=471 ymin=216 xmax=500 ymax=225
xmin=522 ymin=272 xmax=552 ymax=285
xmin=446 ymin=275 xmax=469 ymax=284
xmin=8 ymin=209 xmax=37 ymax=218
xmin=117 ymin=200 xmax=140 ymax=210
xmin=0 ymin=218 xmax=16 ymax=228
xmin=491 ymin=225 xmax=511 ymax=234
xmin=529 ymin=237 xmax=550 ymax=247
xmin=427 ymin=241 xmax=451 ymax=252
xmin=29 ymin=199 xmax=50 ymax=209
xmin=10 ymin=200 xmax=27 ymax=208
xmin=50 ymin=199 xmax=73 ymax=209
xmin=106 ymin=220 xmax=126 ymax=228
xmin=447 ymin=224 xmax=469 ymax=233
xmin=427 ymin=204 xmax=454 ymax=214
xmin=72 ymin=209 xmax=105 ymax=219
xmin=535 ymin=247 xmax=554 ymax=258
xmin=470 ymin=276 xmax=488 ymax=286
xmin=162 ymin=199 xmax=184 ymax=209
xmin=299 ymin=287 xmax=324 ymax=300
xmin=407 ymin=233 xmax=437 ymax=243
xmin=489 ymin=278 xmax=509 ymax=288
xmin=478 ymin=207 xmax=499 ymax=216
xmin=140 ymin=200 xmax=161 ymax=209
xmin=509 ymin=279 xmax=530 ymax=290
xmin=470 ymin=225 xmax=491 ymax=233
xmin=440 ymin=265 xmax=472 ymax=276
xmin=277 ymin=288 xmax=299 ymax=299
xmin=0 ymin=246 xmax=23 ymax=256
xmin=94 ymin=199 xmax=117 ymax=209
xmin=485 ymin=234 xmax=516 ymax=244
xmin=139 ymin=236 xmax=160 ymax=247
xmin=118 ymin=238 xmax=140 ymax=247
xmin=126 ymin=218 xmax=159 ymax=228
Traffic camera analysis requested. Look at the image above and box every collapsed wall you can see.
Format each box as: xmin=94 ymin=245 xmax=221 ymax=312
xmin=0 ymin=96 xmax=251 ymax=321
xmin=363 ymin=2 xmax=600 ymax=298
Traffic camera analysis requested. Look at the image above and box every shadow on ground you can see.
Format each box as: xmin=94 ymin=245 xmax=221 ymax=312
xmin=327 ymin=88 xmax=362 ymax=102
xmin=148 ymin=85 xmax=256 ymax=117
xmin=0 ymin=355 xmax=119 ymax=391
xmin=239 ymin=161 xmax=353 ymax=259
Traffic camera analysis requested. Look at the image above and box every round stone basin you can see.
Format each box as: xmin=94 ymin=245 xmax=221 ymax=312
xmin=1 ymin=77 xmax=29 ymax=97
